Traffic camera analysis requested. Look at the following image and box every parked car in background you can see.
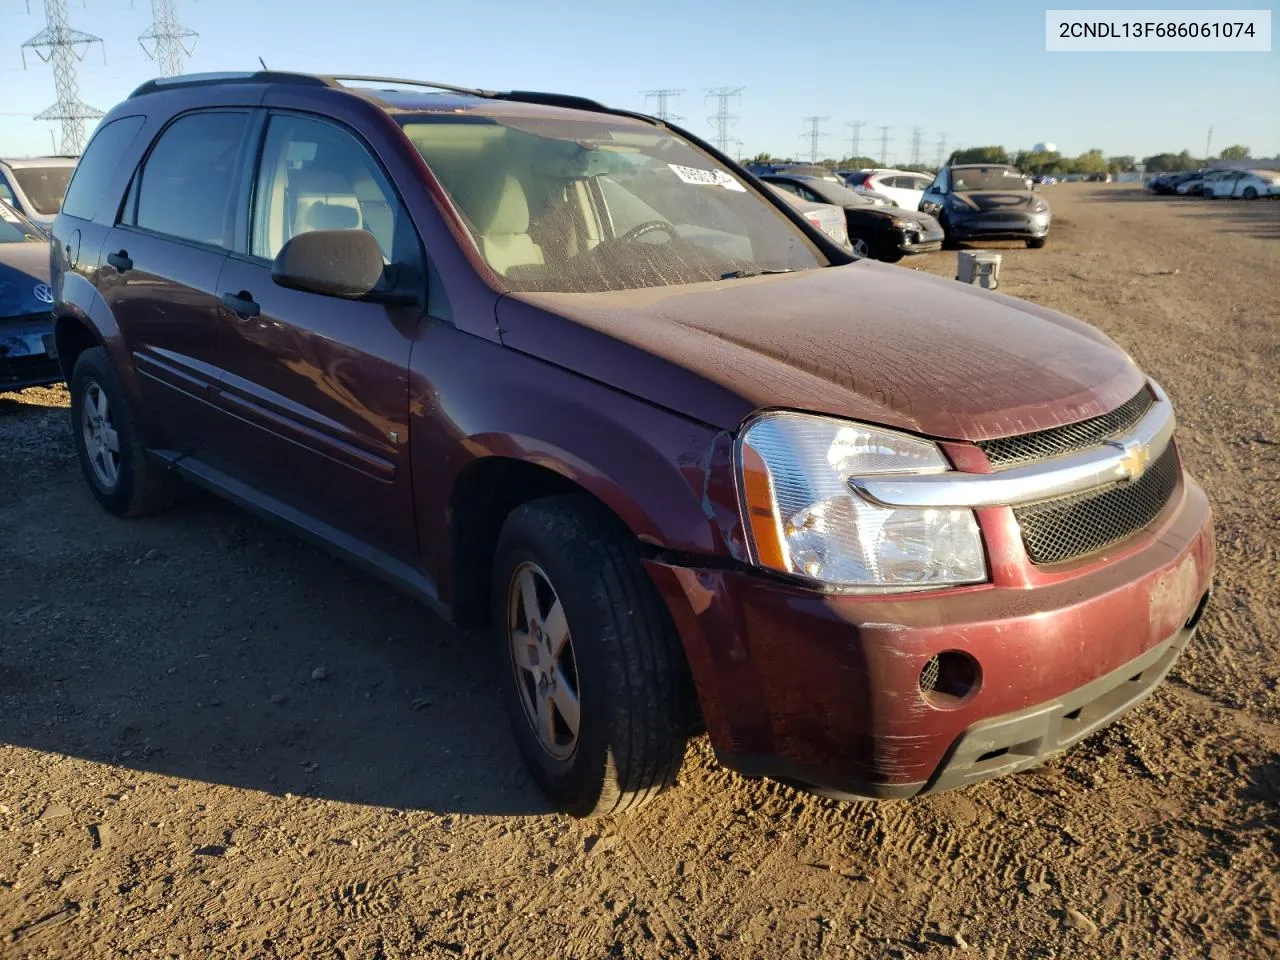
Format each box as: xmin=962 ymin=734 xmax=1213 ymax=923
xmin=0 ymin=156 xmax=78 ymax=227
xmin=920 ymin=164 xmax=1051 ymax=248
xmin=1202 ymin=169 xmax=1280 ymax=199
xmin=766 ymin=183 xmax=850 ymax=248
xmin=1147 ymin=170 xmax=1202 ymax=195
xmin=0 ymin=199 xmax=59 ymax=392
xmin=1031 ymin=174 xmax=1058 ymax=186
xmin=52 ymin=72 xmax=1213 ymax=819
xmin=839 ymin=169 xmax=933 ymax=210
xmin=1174 ymin=170 xmax=1230 ymax=196
xmin=762 ymin=173 xmax=942 ymax=260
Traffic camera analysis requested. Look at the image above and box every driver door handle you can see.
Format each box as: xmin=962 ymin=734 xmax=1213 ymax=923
xmin=220 ymin=290 xmax=260 ymax=319
xmin=106 ymin=250 xmax=132 ymax=273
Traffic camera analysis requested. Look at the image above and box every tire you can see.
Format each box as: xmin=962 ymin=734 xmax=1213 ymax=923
xmin=879 ymin=247 xmax=906 ymax=263
xmin=70 ymin=346 xmax=178 ymax=517
xmin=491 ymin=495 xmax=691 ymax=817
xmin=1243 ymin=187 xmax=1258 ymax=200
xmin=1026 ymin=236 xmax=1048 ymax=249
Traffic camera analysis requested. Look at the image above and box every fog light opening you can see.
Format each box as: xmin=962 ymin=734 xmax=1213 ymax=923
xmin=919 ymin=651 xmax=982 ymax=709
xmin=1184 ymin=591 xmax=1210 ymax=631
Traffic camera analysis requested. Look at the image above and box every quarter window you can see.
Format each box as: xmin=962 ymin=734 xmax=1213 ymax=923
xmin=131 ymin=111 xmax=249 ymax=247
xmin=63 ymin=116 xmax=146 ymax=221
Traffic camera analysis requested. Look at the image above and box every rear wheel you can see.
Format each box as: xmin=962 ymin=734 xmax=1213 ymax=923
xmin=70 ymin=346 xmax=178 ymax=517
xmin=1026 ymin=236 xmax=1048 ymax=249
xmin=1243 ymin=186 xmax=1258 ymax=200
xmin=492 ymin=495 xmax=690 ymax=817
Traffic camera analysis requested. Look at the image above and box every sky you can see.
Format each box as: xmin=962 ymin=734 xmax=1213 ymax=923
xmin=1 ymin=0 xmax=1277 ymax=162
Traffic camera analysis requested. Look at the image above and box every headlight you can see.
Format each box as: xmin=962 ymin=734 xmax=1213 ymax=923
xmin=737 ymin=412 xmax=988 ymax=590
xmin=1032 ymin=199 xmax=1049 ymax=213
xmin=889 ymin=217 xmax=918 ymax=231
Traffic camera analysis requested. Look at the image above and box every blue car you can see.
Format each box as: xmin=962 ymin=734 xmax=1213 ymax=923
xmin=0 ymin=199 xmax=59 ymax=392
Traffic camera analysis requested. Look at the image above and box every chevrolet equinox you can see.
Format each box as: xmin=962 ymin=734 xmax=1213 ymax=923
xmin=49 ymin=72 xmax=1215 ymax=817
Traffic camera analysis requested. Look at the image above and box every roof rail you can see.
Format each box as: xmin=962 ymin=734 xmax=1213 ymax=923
xmin=321 ymin=75 xmax=498 ymax=98
xmin=128 ymin=70 xmax=329 ymax=99
xmin=491 ymin=90 xmax=610 ymax=112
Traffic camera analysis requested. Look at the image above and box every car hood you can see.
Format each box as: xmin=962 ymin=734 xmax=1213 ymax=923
xmin=0 ymin=242 xmax=52 ymax=316
xmin=496 ymin=261 xmax=1145 ymax=441
xmin=949 ymin=191 xmax=1040 ymax=213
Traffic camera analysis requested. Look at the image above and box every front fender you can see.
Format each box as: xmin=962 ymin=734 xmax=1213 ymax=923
xmin=408 ymin=323 xmax=748 ymax=600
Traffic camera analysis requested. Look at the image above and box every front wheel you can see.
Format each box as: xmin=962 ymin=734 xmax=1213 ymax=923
xmin=1243 ymin=186 xmax=1258 ymax=200
xmin=492 ymin=495 xmax=691 ymax=817
xmin=1026 ymin=236 xmax=1048 ymax=249
xmin=849 ymin=235 xmax=872 ymax=258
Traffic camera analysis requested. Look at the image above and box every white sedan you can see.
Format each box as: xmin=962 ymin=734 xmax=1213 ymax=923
xmin=1203 ymin=169 xmax=1280 ymax=199
xmin=841 ymin=169 xmax=934 ymax=210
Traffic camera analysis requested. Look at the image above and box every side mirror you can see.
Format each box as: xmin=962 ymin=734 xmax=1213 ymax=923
xmin=272 ymin=229 xmax=386 ymax=300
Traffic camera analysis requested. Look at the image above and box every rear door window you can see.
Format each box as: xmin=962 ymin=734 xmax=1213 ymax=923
xmin=129 ymin=111 xmax=250 ymax=248
xmin=62 ymin=116 xmax=146 ymax=221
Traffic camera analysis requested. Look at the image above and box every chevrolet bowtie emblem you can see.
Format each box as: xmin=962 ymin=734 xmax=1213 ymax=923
xmin=1105 ymin=438 xmax=1151 ymax=480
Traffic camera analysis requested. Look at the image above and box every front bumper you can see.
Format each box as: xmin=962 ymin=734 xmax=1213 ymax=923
xmin=646 ymin=471 xmax=1214 ymax=799
xmin=897 ymin=226 xmax=944 ymax=255
xmin=1 ymin=313 xmax=60 ymax=392
xmin=948 ymin=211 xmax=1050 ymax=240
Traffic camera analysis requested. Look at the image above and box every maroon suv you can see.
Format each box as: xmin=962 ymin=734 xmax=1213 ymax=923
xmin=50 ymin=73 xmax=1214 ymax=817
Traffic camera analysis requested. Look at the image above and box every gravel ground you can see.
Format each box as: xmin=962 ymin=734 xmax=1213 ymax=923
xmin=1 ymin=183 xmax=1277 ymax=959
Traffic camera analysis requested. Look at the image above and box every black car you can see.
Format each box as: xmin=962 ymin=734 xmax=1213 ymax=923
xmin=761 ymin=174 xmax=942 ymax=261
xmin=1147 ymin=170 xmax=1202 ymax=195
xmin=919 ymin=164 xmax=1051 ymax=248
xmin=0 ymin=199 xmax=59 ymax=392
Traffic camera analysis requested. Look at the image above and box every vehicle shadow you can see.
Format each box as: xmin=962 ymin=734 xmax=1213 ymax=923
xmin=0 ymin=477 xmax=557 ymax=818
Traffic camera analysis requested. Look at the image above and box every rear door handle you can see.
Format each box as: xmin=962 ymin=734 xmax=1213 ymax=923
xmin=220 ymin=290 xmax=260 ymax=319
xmin=106 ymin=250 xmax=132 ymax=273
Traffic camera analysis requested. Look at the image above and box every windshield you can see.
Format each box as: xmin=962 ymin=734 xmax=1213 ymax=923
xmin=951 ymin=167 xmax=1031 ymax=192
xmin=0 ymin=202 xmax=44 ymax=243
xmin=800 ymin=179 xmax=877 ymax=207
xmin=10 ymin=165 xmax=74 ymax=215
xmin=401 ymin=116 xmax=827 ymax=293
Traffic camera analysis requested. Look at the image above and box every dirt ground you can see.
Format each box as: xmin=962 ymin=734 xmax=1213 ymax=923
xmin=1 ymin=183 xmax=1277 ymax=959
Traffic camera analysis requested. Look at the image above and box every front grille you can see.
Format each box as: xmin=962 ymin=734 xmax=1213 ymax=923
xmin=1013 ymin=444 xmax=1180 ymax=564
xmin=979 ymin=388 xmax=1154 ymax=468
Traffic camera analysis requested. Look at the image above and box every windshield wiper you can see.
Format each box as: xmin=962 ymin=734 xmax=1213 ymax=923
xmin=718 ymin=268 xmax=795 ymax=280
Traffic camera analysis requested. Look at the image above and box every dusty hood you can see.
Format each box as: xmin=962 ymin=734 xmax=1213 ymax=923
xmin=950 ymin=191 xmax=1039 ymax=213
xmin=496 ymin=261 xmax=1145 ymax=441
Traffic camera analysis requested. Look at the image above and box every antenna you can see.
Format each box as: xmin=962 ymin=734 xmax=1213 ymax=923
xmin=800 ymin=116 xmax=828 ymax=164
xmin=258 ymin=56 xmax=268 ymax=70
xmin=705 ymin=87 xmax=744 ymax=155
xmin=139 ymin=0 xmax=198 ymax=77
xmin=846 ymin=120 xmax=865 ymax=162
xmin=21 ymin=0 xmax=106 ymax=155
xmin=642 ymin=88 xmax=684 ymax=124
xmin=877 ymin=125 xmax=892 ymax=166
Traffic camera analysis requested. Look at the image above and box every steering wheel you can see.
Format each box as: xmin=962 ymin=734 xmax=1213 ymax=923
xmin=618 ymin=220 xmax=679 ymax=243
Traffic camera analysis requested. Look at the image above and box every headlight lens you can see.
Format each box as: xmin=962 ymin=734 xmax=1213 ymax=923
xmin=738 ymin=412 xmax=987 ymax=590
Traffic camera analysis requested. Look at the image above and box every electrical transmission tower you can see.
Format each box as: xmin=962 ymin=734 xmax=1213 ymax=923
xmin=705 ymin=87 xmax=744 ymax=155
xmin=21 ymin=0 xmax=105 ymax=155
xmin=877 ymin=125 xmax=892 ymax=166
xmin=642 ymin=89 xmax=684 ymax=123
xmin=846 ymin=120 xmax=865 ymax=162
xmin=139 ymin=0 xmax=198 ymax=78
xmin=800 ymin=116 xmax=828 ymax=163
xmin=935 ymin=133 xmax=948 ymax=168
xmin=910 ymin=126 xmax=923 ymax=167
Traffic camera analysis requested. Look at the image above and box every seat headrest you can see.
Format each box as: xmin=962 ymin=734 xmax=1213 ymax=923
xmin=306 ymin=202 xmax=361 ymax=232
xmin=453 ymin=173 xmax=530 ymax=235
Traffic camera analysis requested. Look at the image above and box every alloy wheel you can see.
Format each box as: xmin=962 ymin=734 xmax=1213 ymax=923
xmin=508 ymin=561 xmax=581 ymax=760
xmin=81 ymin=379 xmax=120 ymax=490
xmin=851 ymin=237 xmax=871 ymax=257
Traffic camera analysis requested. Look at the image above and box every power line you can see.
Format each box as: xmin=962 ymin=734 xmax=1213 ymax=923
xmin=877 ymin=125 xmax=892 ymax=166
xmin=846 ymin=120 xmax=865 ymax=161
xmin=139 ymin=0 xmax=197 ymax=78
xmin=642 ymin=88 xmax=684 ymax=124
xmin=20 ymin=0 xmax=105 ymax=155
xmin=800 ymin=116 xmax=828 ymax=164
xmin=705 ymin=87 xmax=744 ymax=155
xmin=910 ymin=126 xmax=923 ymax=167
xmin=935 ymin=132 xmax=948 ymax=168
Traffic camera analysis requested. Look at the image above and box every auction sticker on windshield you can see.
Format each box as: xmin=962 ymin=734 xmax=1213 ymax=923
xmin=669 ymin=164 xmax=747 ymax=192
